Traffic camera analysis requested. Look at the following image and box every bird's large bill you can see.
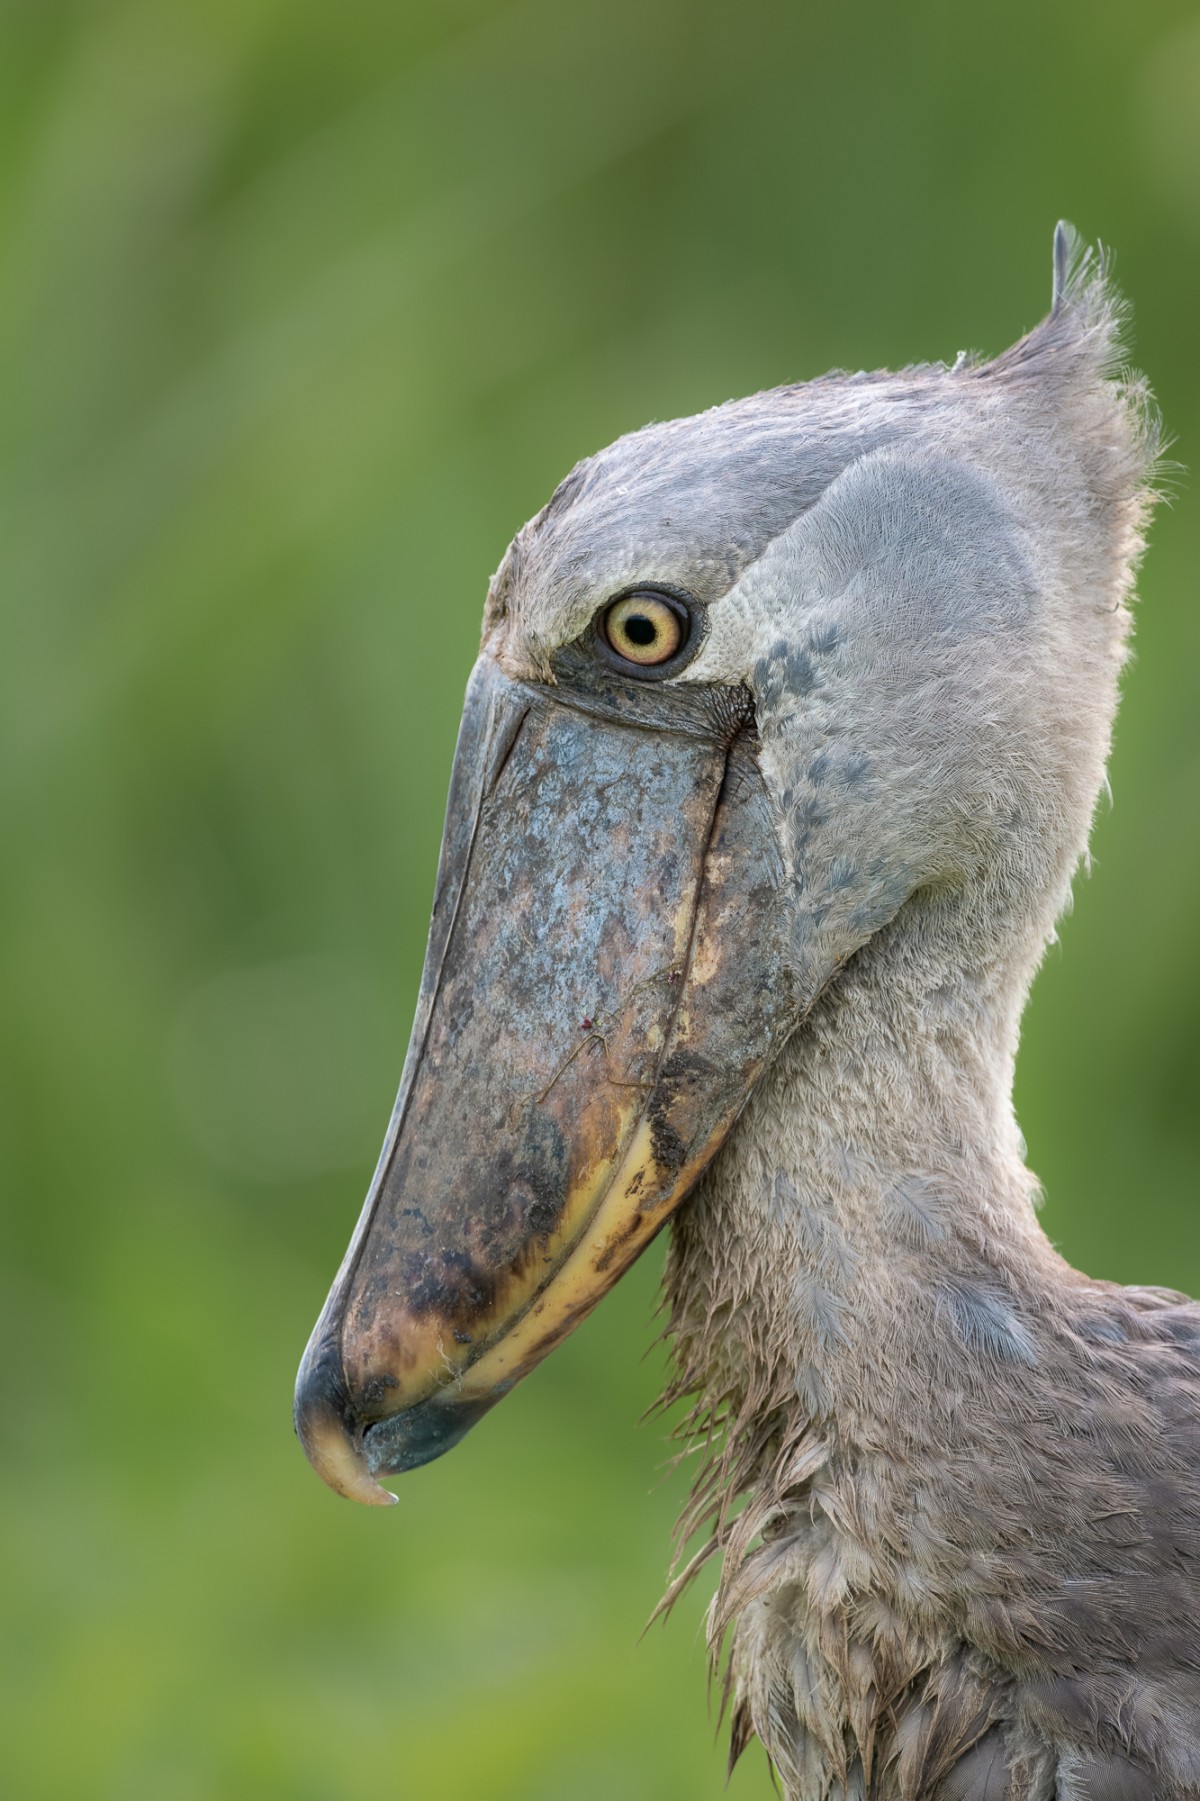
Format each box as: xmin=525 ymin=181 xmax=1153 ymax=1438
xmin=295 ymin=652 xmax=789 ymax=1504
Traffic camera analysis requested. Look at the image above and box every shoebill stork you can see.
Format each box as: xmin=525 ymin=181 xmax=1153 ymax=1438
xmin=295 ymin=227 xmax=1198 ymax=1799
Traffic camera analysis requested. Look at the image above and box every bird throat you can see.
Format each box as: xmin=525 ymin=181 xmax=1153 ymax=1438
xmin=660 ymin=923 xmax=1062 ymax=1791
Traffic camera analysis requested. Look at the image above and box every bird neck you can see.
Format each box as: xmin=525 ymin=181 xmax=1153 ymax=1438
xmin=660 ymin=902 xmax=1119 ymax=1792
xmin=662 ymin=900 xmax=1070 ymax=1590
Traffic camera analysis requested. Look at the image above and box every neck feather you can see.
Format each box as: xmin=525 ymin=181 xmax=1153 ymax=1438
xmin=659 ymin=901 xmax=1076 ymax=1728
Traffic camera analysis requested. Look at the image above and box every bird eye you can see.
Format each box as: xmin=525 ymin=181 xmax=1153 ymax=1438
xmin=601 ymin=592 xmax=688 ymax=668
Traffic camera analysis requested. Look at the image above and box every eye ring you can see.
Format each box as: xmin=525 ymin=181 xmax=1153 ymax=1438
xmin=597 ymin=589 xmax=700 ymax=679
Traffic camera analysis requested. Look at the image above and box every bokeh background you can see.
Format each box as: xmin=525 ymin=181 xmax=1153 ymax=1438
xmin=2 ymin=2 xmax=1198 ymax=1796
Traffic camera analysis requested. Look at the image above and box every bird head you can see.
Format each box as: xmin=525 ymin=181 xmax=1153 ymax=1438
xmin=295 ymin=228 xmax=1157 ymax=1506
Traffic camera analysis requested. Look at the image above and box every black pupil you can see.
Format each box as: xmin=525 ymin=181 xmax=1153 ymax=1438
xmin=624 ymin=614 xmax=657 ymax=646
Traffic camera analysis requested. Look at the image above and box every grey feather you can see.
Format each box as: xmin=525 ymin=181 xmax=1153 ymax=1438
xmin=1059 ymin=1754 xmax=1160 ymax=1801
xmin=931 ymin=1729 xmax=1015 ymax=1801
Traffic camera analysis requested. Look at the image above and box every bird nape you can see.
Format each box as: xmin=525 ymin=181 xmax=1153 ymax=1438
xmin=295 ymin=225 xmax=1199 ymax=1800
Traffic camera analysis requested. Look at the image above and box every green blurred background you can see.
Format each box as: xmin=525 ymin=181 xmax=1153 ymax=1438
xmin=1 ymin=2 xmax=1197 ymax=1796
